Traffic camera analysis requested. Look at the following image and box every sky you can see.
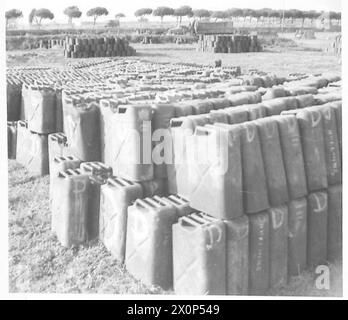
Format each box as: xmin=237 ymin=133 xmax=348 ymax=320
xmin=4 ymin=0 xmax=342 ymax=24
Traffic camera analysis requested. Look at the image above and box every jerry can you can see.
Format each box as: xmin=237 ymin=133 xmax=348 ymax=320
xmin=314 ymin=105 xmax=341 ymax=185
xmin=262 ymin=99 xmax=288 ymax=116
xmin=64 ymin=102 xmax=101 ymax=162
xmin=262 ymin=87 xmax=286 ymax=100
xmin=307 ymin=191 xmax=328 ymax=268
xmin=187 ymin=124 xmax=243 ymax=220
xmin=288 ymin=198 xmax=307 ymax=276
xmin=240 ymin=122 xmax=269 ymax=214
xmin=208 ymin=110 xmax=229 ymax=124
xmin=26 ymin=86 xmax=57 ymax=134
xmin=7 ymin=79 xmax=21 ymax=121
xmin=330 ymin=101 xmax=341 ymax=152
xmin=173 ymin=102 xmax=193 ymax=117
xmin=140 ymin=178 xmax=167 ymax=197
xmin=112 ymin=104 xmax=153 ymax=182
xmin=50 ymin=156 xmax=82 ymax=232
xmin=247 ymin=103 xmax=267 ymax=121
xmin=190 ymin=100 xmax=214 ymax=114
xmin=223 ymin=107 xmax=248 ymax=124
xmin=327 ymin=185 xmax=342 ymax=262
xmin=99 ymin=177 xmax=143 ymax=263
xmin=86 ymin=175 xmax=108 ymax=241
xmin=295 ymin=107 xmax=328 ymax=192
xmin=268 ymin=206 xmax=288 ymax=289
xmin=16 ymin=120 xmax=31 ymax=167
xmin=256 ymin=117 xmax=289 ymax=207
xmin=228 ymin=92 xmax=261 ymax=106
xmin=7 ymin=121 xmax=17 ymax=159
xmin=99 ymin=98 xmax=118 ymax=164
xmin=80 ymin=161 xmax=113 ymax=180
xmin=48 ymin=133 xmax=68 ymax=173
xmin=125 ymin=197 xmax=178 ymax=290
xmin=210 ymin=98 xmax=231 ymax=110
xmin=167 ymin=115 xmax=211 ymax=197
xmin=156 ymin=195 xmax=193 ymax=217
xmin=151 ymin=103 xmax=175 ymax=179
xmin=295 ymin=94 xmax=315 ymax=108
xmin=16 ymin=121 xmax=49 ymax=176
xmin=52 ymin=169 xmax=90 ymax=247
xmin=225 ymin=215 xmax=249 ymax=295
xmin=55 ymin=89 xmax=64 ymax=133
xmin=282 ymin=96 xmax=299 ymax=110
xmin=276 ymin=115 xmax=307 ymax=200
xmin=172 ymin=213 xmax=226 ymax=295
xmin=20 ymin=83 xmax=31 ymax=121
xmin=248 ymin=211 xmax=270 ymax=295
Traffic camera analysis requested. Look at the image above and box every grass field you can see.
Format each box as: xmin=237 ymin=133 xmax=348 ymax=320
xmin=7 ymin=36 xmax=342 ymax=296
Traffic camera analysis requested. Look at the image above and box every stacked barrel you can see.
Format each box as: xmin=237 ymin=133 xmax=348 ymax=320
xmin=197 ymin=34 xmax=261 ymax=53
xmin=6 ymin=61 xmax=341 ymax=295
xmin=63 ymin=36 xmax=136 ymax=58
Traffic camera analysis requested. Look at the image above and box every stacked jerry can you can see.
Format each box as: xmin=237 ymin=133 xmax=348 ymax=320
xmin=7 ymin=63 xmax=342 ymax=296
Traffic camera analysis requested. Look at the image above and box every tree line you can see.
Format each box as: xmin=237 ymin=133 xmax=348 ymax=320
xmin=5 ymin=5 xmax=341 ymax=27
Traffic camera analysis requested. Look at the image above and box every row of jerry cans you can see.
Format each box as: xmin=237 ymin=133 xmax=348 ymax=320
xmin=97 ymin=92 xmax=317 ymax=183
xmin=170 ymin=100 xmax=341 ymax=220
xmin=172 ymin=186 xmax=341 ymax=295
xmin=50 ymin=158 xmax=167 ymax=250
